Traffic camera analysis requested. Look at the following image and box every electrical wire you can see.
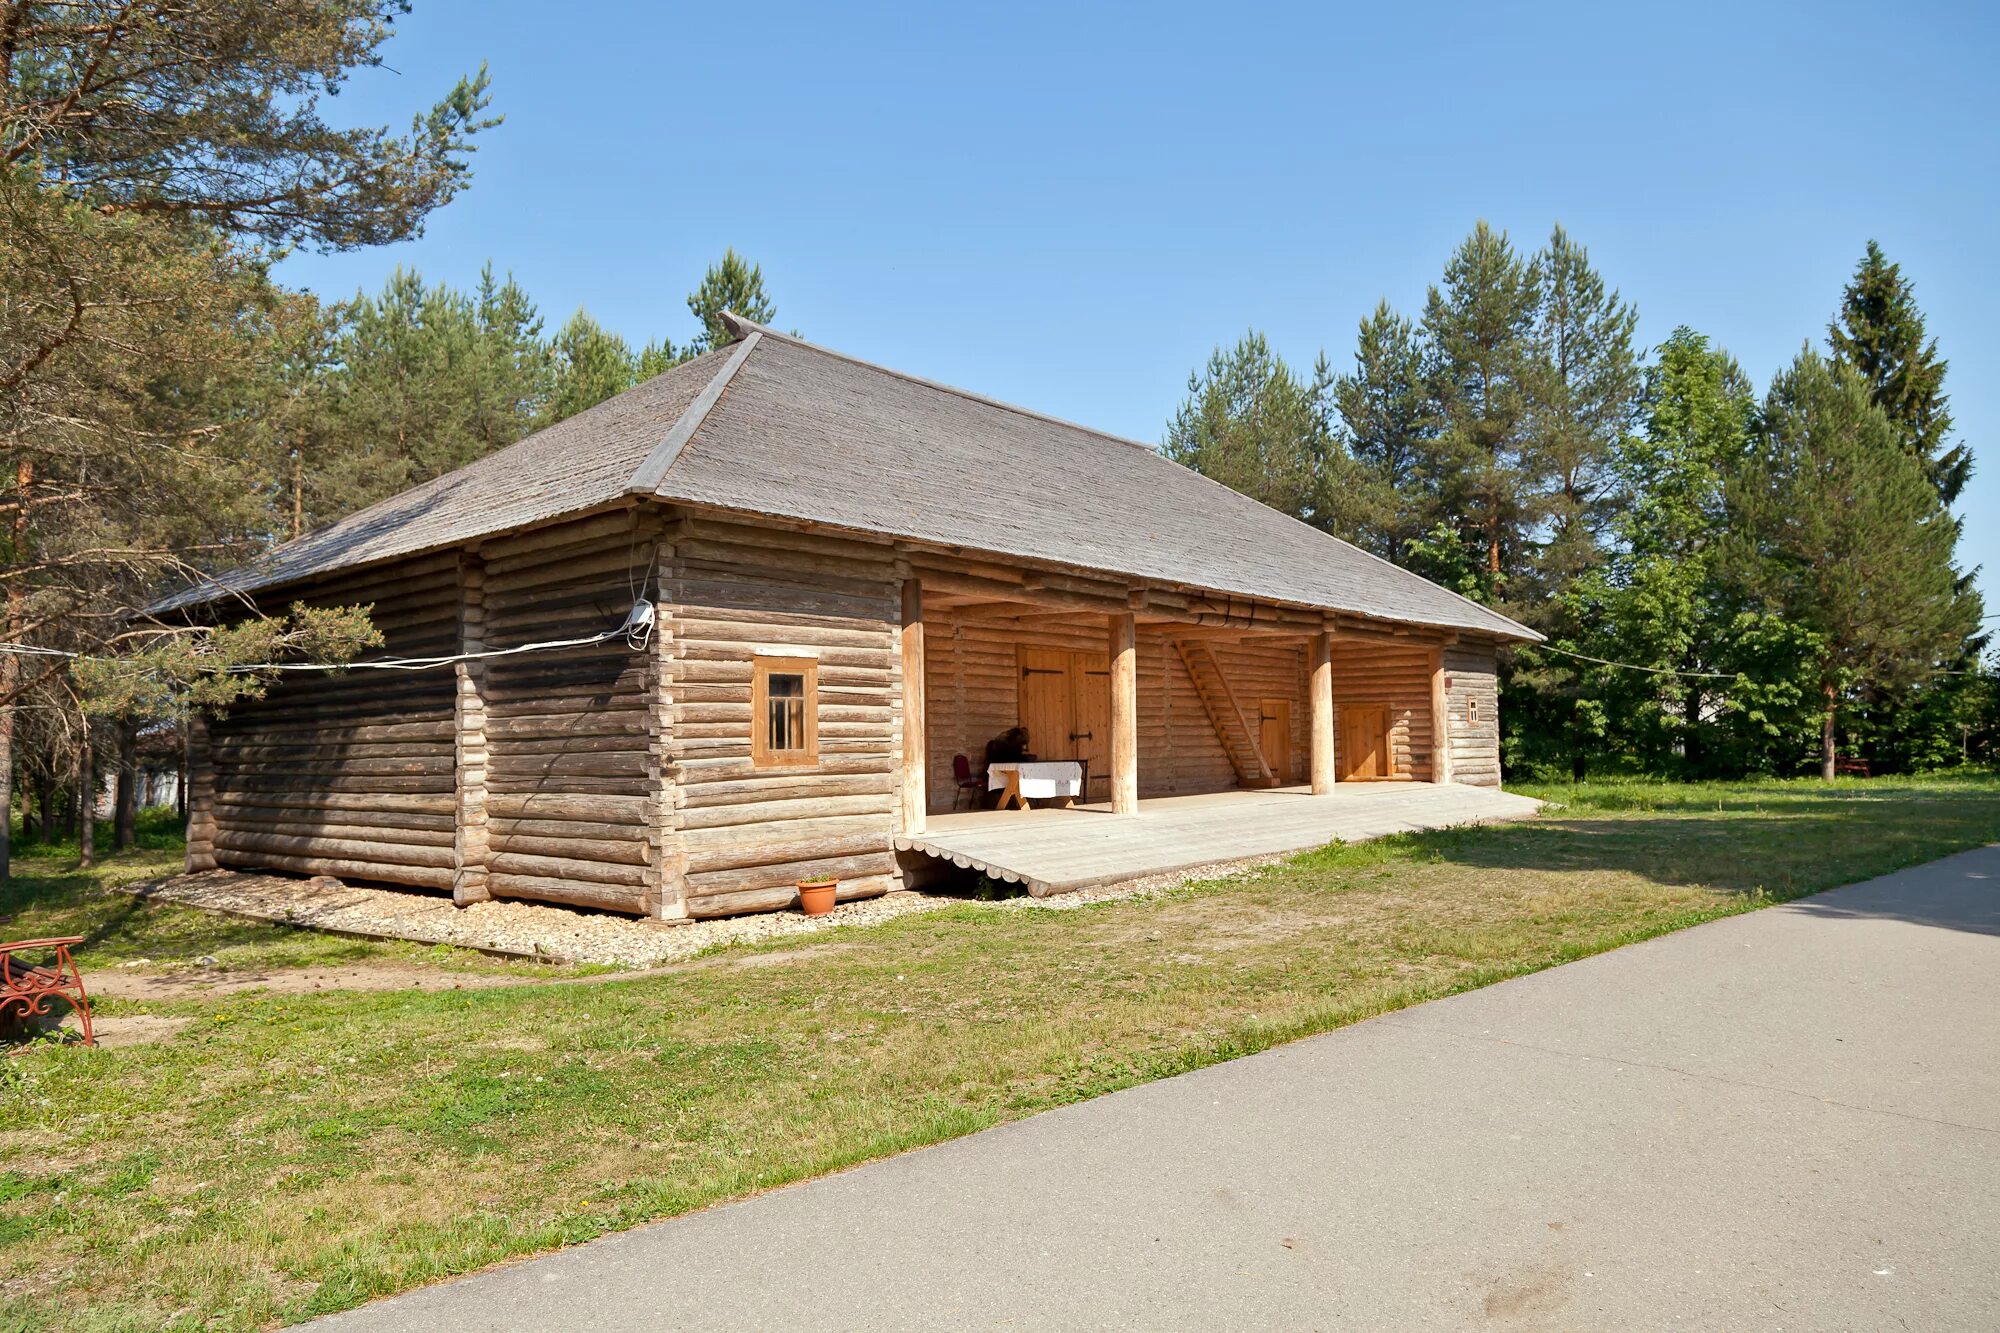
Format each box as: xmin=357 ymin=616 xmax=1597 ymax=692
xmin=1535 ymin=642 xmax=1989 ymax=679
xmin=0 ymin=600 xmax=656 ymax=674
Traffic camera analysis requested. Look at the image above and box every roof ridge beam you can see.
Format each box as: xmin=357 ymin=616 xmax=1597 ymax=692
xmin=626 ymin=332 xmax=761 ymax=495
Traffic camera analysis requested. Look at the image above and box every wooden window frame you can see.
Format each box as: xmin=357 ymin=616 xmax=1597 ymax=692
xmin=1466 ymin=696 xmax=1481 ymax=728
xmin=752 ymin=655 xmax=819 ymax=768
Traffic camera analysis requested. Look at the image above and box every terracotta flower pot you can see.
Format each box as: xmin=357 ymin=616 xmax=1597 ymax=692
xmin=797 ymin=877 xmax=838 ymax=916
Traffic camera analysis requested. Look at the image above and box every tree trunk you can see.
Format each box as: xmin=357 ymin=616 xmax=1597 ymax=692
xmin=0 ymin=676 xmax=13 ymax=878
xmin=0 ymin=457 xmax=30 ymax=880
xmin=1682 ymin=685 xmax=1704 ymax=773
xmin=113 ymin=717 xmax=137 ymax=851
xmin=1821 ymin=681 xmax=1838 ymax=781
xmin=78 ymin=720 xmax=95 ymax=867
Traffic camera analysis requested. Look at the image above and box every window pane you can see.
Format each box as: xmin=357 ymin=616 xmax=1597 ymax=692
xmin=766 ymin=673 xmax=807 ymax=752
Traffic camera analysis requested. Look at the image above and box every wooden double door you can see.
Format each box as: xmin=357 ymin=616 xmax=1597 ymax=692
xmin=1017 ymin=647 xmax=1111 ymax=801
xmin=1338 ymin=703 xmax=1392 ymax=781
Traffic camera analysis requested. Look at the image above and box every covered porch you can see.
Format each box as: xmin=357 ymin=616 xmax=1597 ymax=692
xmin=895 ymin=782 xmax=1542 ymax=896
xmin=894 ymin=555 xmax=1497 ymax=840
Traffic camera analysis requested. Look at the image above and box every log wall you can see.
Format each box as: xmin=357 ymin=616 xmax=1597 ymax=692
xmin=477 ymin=510 xmax=658 ymax=912
xmin=1443 ymin=643 xmax=1502 ymax=787
xmin=1331 ymin=642 xmax=1439 ymax=781
xmin=663 ymin=514 xmax=903 ymax=918
xmin=206 ymin=553 xmax=461 ymax=887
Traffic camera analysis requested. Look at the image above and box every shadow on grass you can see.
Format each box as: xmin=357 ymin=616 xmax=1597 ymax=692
xmin=0 ymin=853 xmax=332 ymax=965
xmin=1357 ymin=778 xmax=2000 ymax=936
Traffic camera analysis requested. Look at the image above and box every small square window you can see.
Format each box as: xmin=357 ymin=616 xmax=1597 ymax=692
xmin=1467 ymin=697 xmax=1481 ymax=727
xmin=752 ymin=656 xmax=818 ymax=767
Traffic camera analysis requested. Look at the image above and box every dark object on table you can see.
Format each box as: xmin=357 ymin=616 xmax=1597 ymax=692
xmin=982 ymin=728 xmax=1033 ymax=807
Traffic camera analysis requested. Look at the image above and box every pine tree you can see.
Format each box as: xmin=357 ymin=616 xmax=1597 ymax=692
xmin=1828 ymin=241 xmax=1968 ymax=505
xmin=1523 ymin=224 xmax=1641 ymax=595
xmin=542 ymin=310 xmax=636 ymax=424
xmin=687 ymin=249 xmax=777 ymax=353
xmin=1333 ymin=301 xmax=1437 ymax=563
xmin=1727 ymin=348 xmax=1979 ymax=778
xmin=470 ymin=265 xmax=551 ymax=450
xmin=1163 ymin=332 xmax=1354 ymax=533
xmin=1421 ymin=222 xmax=1541 ymax=597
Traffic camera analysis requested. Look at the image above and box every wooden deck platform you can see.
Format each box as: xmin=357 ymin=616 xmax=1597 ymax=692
xmin=895 ymin=782 xmax=1543 ymax=896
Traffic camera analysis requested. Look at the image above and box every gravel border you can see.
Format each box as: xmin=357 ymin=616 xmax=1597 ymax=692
xmin=120 ymin=851 xmax=1296 ymax=970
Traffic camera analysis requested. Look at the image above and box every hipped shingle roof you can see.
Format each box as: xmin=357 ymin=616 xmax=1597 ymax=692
xmin=155 ymin=319 xmax=1538 ymax=642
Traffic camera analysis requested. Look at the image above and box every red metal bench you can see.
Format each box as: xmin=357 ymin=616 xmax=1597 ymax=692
xmin=0 ymin=937 xmax=94 ymax=1046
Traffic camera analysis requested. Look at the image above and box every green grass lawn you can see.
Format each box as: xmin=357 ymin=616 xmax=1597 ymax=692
xmin=3 ymin=774 xmax=1997 ymax=1331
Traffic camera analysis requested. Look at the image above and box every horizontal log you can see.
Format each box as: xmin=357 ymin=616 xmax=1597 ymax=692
xmin=210 ymin=789 xmax=457 ymax=815
xmin=486 ymin=831 xmax=649 ymax=866
xmin=486 ymin=872 xmax=646 ymax=914
xmin=678 ymin=793 xmax=894 ymax=829
xmin=486 ymin=793 xmax=648 ymax=822
xmin=679 ymin=772 xmax=895 ymax=807
xmin=488 ymin=751 xmax=648 ymax=778
xmin=683 ymin=831 xmax=889 ymax=875
xmin=213 ymin=814 xmax=454 ymax=845
xmin=685 ymin=850 xmax=898 ymax=898
xmin=486 ymin=775 xmax=649 ymax=797
xmin=674 ymin=754 xmax=894 ymax=784
xmin=487 ymin=851 xmax=649 ymax=887
xmin=214 ymin=829 xmax=456 ymax=869
xmin=214 ymin=850 xmax=453 ymax=890
xmin=488 ymin=815 xmax=647 ymax=841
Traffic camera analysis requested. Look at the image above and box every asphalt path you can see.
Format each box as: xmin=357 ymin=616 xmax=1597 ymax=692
xmin=314 ymin=843 xmax=2000 ymax=1331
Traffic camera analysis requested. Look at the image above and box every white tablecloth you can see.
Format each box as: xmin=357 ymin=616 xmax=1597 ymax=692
xmin=987 ymin=760 xmax=1083 ymax=798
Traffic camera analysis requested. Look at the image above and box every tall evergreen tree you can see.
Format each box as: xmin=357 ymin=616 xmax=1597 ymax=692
xmin=1333 ymin=301 xmax=1437 ymax=563
xmin=1828 ymin=240 xmax=1969 ymax=505
xmin=1726 ymin=348 xmax=1979 ymax=779
xmin=322 ymin=267 xmax=548 ymax=515
xmin=0 ymin=2 xmax=493 ymax=877
xmin=1421 ymin=222 xmax=1541 ymax=597
xmin=1164 ymin=332 xmax=1354 ymax=533
xmin=542 ymin=310 xmax=636 ymax=424
xmin=1523 ymin=224 xmax=1641 ymax=594
xmin=687 ymin=248 xmax=777 ymax=353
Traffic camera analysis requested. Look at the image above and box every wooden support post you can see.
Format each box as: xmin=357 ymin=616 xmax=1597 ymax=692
xmin=1309 ymin=630 xmax=1336 ymax=794
xmin=1429 ymin=646 xmax=1452 ymax=785
xmin=1110 ymin=610 xmax=1138 ymax=814
xmin=900 ymin=577 xmax=927 ymax=836
xmin=184 ymin=713 xmax=217 ymax=872
xmin=452 ymin=553 xmax=492 ymax=906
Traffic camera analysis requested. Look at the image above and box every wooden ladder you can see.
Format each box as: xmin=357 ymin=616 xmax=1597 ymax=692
xmin=1173 ymin=641 xmax=1279 ymax=789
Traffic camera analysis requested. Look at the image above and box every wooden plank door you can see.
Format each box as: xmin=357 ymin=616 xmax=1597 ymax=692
xmin=1337 ymin=704 xmax=1390 ymax=780
xmin=1073 ymin=653 xmax=1112 ymax=801
xmin=1259 ymin=697 xmax=1293 ymax=784
xmin=1018 ymin=647 xmax=1073 ymax=764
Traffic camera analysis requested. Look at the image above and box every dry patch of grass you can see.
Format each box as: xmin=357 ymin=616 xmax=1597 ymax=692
xmin=2 ymin=774 xmax=1997 ymax=1330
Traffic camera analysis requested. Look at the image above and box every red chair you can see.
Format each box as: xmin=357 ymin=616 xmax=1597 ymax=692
xmin=1 ymin=937 xmax=94 ymax=1046
xmin=951 ymin=754 xmax=984 ymax=810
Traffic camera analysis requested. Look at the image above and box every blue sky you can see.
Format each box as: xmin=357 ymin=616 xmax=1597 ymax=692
xmin=281 ymin=0 xmax=1999 ymax=616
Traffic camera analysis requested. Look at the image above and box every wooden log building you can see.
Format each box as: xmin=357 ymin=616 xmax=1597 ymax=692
xmin=156 ymin=316 xmax=1539 ymax=920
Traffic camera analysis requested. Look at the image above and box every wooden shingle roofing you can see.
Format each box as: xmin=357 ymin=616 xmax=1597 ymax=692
xmin=156 ymin=317 xmax=1539 ymax=642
